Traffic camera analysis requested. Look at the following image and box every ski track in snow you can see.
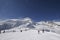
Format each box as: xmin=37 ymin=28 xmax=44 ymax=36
xmin=0 ymin=30 xmax=60 ymax=40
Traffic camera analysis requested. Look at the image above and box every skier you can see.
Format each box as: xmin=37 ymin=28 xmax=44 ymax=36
xmin=20 ymin=30 xmax=22 ymax=32
xmin=3 ymin=30 xmax=5 ymax=33
xmin=38 ymin=30 xmax=40 ymax=34
xmin=13 ymin=30 xmax=16 ymax=32
xmin=42 ymin=29 xmax=44 ymax=33
xmin=0 ymin=30 xmax=1 ymax=34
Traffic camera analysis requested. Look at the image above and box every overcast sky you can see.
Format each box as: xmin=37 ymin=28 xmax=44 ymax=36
xmin=0 ymin=0 xmax=60 ymax=21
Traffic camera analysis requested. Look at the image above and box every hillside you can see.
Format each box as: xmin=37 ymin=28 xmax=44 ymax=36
xmin=0 ymin=30 xmax=60 ymax=40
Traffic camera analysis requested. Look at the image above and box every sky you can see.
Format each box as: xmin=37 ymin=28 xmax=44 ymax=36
xmin=0 ymin=0 xmax=60 ymax=21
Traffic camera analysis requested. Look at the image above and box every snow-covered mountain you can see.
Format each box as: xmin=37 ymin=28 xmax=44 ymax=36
xmin=0 ymin=17 xmax=35 ymax=30
xmin=0 ymin=17 xmax=60 ymax=34
xmin=0 ymin=17 xmax=60 ymax=40
xmin=35 ymin=21 xmax=60 ymax=34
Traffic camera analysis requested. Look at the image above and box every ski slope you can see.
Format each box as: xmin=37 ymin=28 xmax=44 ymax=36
xmin=0 ymin=30 xmax=60 ymax=40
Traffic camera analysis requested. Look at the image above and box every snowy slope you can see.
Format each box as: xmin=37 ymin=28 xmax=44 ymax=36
xmin=0 ymin=17 xmax=60 ymax=34
xmin=0 ymin=17 xmax=35 ymax=30
xmin=0 ymin=30 xmax=60 ymax=40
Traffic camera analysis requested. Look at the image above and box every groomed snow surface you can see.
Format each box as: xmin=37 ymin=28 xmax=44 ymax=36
xmin=0 ymin=30 xmax=60 ymax=40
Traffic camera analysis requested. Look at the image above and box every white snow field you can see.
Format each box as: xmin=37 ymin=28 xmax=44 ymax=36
xmin=0 ymin=18 xmax=60 ymax=40
xmin=0 ymin=30 xmax=60 ymax=40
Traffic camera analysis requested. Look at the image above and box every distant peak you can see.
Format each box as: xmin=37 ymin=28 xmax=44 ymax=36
xmin=23 ymin=17 xmax=31 ymax=21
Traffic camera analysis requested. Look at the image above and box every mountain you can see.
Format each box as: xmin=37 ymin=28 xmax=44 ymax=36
xmin=0 ymin=17 xmax=60 ymax=34
xmin=0 ymin=17 xmax=35 ymax=30
xmin=35 ymin=21 xmax=60 ymax=34
xmin=0 ymin=18 xmax=60 ymax=40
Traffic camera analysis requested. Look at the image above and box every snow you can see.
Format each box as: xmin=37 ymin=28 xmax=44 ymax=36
xmin=0 ymin=18 xmax=60 ymax=40
xmin=0 ymin=30 xmax=60 ymax=40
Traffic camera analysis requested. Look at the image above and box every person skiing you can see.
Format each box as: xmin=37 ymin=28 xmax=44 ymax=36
xmin=38 ymin=30 xmax=40 ymax=34
xmin=20 ymin=30 xmax=22 ymax=32
xmin=0 ymin=30 xmax=1 ymax=34
xmin=3 ymin=30 xmax=5 ymax=33
xmin=42 ymin=29 xmax=44 ymax=33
